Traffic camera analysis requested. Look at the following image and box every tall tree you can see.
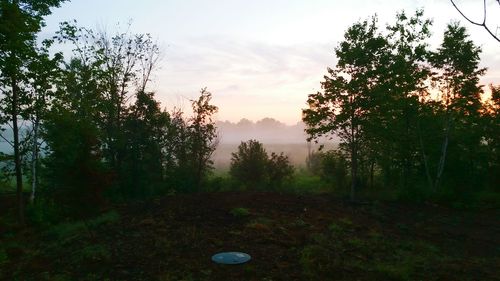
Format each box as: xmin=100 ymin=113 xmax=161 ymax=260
xmin=55 ymin=22 xmax=160 ymax=178
xmin=430 ymin=22 xmax=485 ymax=191
xmin=121 ymin=90 xmax=169 ymax=198
xmin=382 ymin=9 xmax=432 ymax=190
xmin=25 ymin=40 xmax=63 ymax=203
xmin=0 ymin=0 xmax=67 ymax=224
xmin=188 ymin=88 xmax=218 ymax=191
xmin=303 ymin=17 xmax=388 ymax=200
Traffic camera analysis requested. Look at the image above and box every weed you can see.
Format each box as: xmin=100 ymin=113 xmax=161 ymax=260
xmin=300 ymin=245 xmax=335 ymax=278
xmin=45 ymin=211 xmax=120 ymax=241
xmin=328 ymin=223 xmax=343 ymax=234
xmin=368 ymin=229 xmax=383 ymax=240
xmin=347 ymin=238 xmax=364 ymax=248
xmin=246 ymin=217 xmax=274 ymax=231
xmin=88 ymin=211 xmax=120 ymax=226
xmin=338 ymin=217 xmax=353 ymax=227
xmin=374 ymin=262 xmax=412 ymax=280
xmin=309 ymin=233 xmax=328 ymax=244
xmin=291 ymin=218 xmax=308 ymax=228
xmin=75 ymin=244 xmax=111 ymax=263
xmin=230 ymin=207 xmax=250 ymax=218
xmin=249 ymin=217 xmax=273 ymax=225
xmin=396 ymin=223 xmax=409 ymax=233
xmin=0 ymin=248 xmax=7 ymax=266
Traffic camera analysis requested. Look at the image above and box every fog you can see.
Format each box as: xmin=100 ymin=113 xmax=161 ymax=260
xmin=0 ymin=118 xmax=339 ymax=170
xmin=214 ymin=118 xmax=338 ymax=170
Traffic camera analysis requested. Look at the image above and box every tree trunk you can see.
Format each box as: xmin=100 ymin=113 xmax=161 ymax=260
xmin=369 ymin=161 xmax=374 ymax=189
xmin=11 ymin=76 xmax=25 ymax=225
xmin=351 ymin=144 xmax=357 ymax=201
xmin=417 ymin=120 xmax=434 ymax=191
xmin=434 ymin=115 xmax=451 ymax=191
xmin=350 ymin=125 xmax=357 ymax=201
xmin=30 ymin=118 xmax=39 ymax=204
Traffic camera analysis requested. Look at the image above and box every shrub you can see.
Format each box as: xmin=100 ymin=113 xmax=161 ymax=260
xmin=267 ymin=152 xmax=294 ymax=189
xmin=230 ymin=140 xmax=270 ymax=189
xmin=230 ymin=140 xmax=294 ymax=190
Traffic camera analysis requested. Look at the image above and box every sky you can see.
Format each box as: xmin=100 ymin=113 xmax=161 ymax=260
xmin=41 ymin=0 xmax=500 ymax=125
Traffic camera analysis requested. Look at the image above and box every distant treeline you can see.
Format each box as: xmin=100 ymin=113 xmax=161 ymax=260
xmin=216 ymin=118 xmax=336 ymax=144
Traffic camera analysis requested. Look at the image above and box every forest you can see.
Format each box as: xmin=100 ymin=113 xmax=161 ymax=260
xmin=0 ymin=1 xmax=499 ymax=280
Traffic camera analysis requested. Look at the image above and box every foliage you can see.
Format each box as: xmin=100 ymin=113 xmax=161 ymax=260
xmin=0 ymin=0 xmax=68 ymax=224
xmin=185 ymin=88 xmax=219 ymax=191
xmin=42 ymin=108 xmax=111 ymax=218
xmin=303 ymin=15 xmax=389 ymax=200
xmin=230 ymin=140 xmax=294 ymax=190
xmin=303 ymin=10 xmax=495 ymax=202
xmin=307 ymin=150 xmax=348 ymax=189
xmin=230 ymin=140 xmax=269 ymax=189
xmin=267 ymin=152 xmax=294 ymax=189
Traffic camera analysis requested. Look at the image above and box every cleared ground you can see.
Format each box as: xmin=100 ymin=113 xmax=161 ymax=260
xmin=1 ymin=191 xmax=499 ymax=280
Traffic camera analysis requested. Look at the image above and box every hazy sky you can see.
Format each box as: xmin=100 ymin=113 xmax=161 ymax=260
xmin=42 ymin=0 xmax=500 ymax=125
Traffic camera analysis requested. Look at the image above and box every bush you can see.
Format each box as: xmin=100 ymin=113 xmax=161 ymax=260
xmin=267 ymin=152 xmax=294 ymax=189
xmin=230 ymin=140 xmax=294 ymax=190
xmin=230 ymin=207 xmax=250 ymax=218
xmin=230 ymin=140 xmax=270 ymax=189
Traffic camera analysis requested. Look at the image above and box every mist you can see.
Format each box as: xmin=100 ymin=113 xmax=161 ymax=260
xmin=214 ymin=118 xmax=338 ymax=169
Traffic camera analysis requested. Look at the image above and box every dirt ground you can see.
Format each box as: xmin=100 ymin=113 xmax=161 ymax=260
xmin=1 ymin=191 xmax=499 ymax=280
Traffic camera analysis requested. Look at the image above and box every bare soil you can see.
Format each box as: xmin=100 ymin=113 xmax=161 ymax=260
xmin=1 ymin=191 xmax=499 ymax=280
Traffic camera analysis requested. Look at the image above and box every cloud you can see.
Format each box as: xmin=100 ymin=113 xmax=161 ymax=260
xmin=155 ymin=36 xmax=335 ymax=124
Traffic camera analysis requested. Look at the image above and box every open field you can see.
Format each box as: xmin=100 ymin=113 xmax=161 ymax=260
xmin=1 ymin=191 xmax=498 ymax=280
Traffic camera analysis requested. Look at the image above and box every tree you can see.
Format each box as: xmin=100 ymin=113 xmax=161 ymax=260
xmin=429 ymin=22 xmax=486 ymax=191
xmin=450 ymin=0 xmax=500 ymax=43
xmin=187 ymin=88 xmax=218 ymax=191
xmin=55 ymin=21 xmax=160 ymax=182
xmin=302 ymin=16 xmax=388 ymax=201
xmin=483 ymin=84 xmax=500 ymax=189
xmin=230 ymin=140 xmax=269 ymax=189
xmin=121 ymin=91 xmax=169 ymax=198
xmin=0 ymin=0 xmax=67 ymax=225
xmin=42 ymin=107 xmax=110 ymax=219
xmin=25 ymin=40 xmax=63 ymax=203
xmin=380 ymin=9 xmax=432 ymax=190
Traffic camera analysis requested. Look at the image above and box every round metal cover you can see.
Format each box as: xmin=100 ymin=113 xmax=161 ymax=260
xmin=211 ymin=252 xmax=251 ymax=264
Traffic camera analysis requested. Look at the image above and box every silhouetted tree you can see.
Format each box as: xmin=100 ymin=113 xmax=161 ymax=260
xmin=187 ymin=88 xmax=218 ymax=191
xmin=429 ymin=22 xmax=485 ymax=191
xmin=230 ymin=140 xmax=269 ymax=189
xmin=303 ymin=16 xmax=388 ymax=201
xmin=0 ymin=0 xmax=67 ymax=225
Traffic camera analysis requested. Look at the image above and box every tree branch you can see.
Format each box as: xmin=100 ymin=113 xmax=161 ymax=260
xmin=450 ymin=0 xmax=500 ymax=43
xmin=0 ymin=134 xmax=14 ymax=147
